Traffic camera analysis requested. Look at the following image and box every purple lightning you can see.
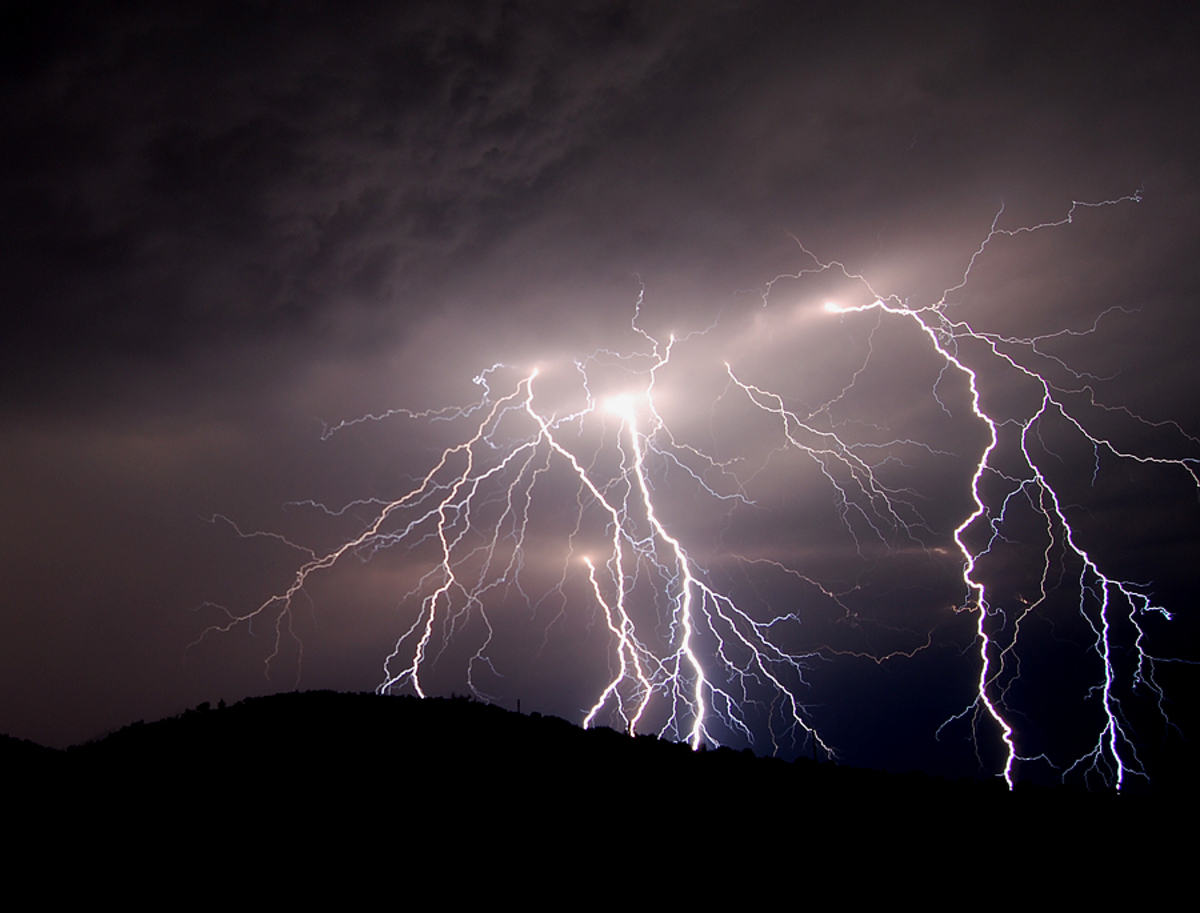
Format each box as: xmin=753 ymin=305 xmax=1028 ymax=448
xmin=200 ymin=193 xmax=1196 ymax=788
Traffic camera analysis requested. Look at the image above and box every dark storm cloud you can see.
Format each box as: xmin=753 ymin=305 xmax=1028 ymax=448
xmin=5 ymin=1 xmax=1195 ymax=407
xmin=1 ymin=0 xmax=700 ymax=406
xmin=2 ymin=1 xmax=1198 ymax=781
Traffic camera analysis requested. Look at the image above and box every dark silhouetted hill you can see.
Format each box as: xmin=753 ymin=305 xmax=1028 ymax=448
xmin=4 ymin=691 xmax=1188 ymax=899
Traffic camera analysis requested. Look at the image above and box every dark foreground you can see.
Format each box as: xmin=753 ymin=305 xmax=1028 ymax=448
xmin=5 ymin=691 xmax=1189 ymax=899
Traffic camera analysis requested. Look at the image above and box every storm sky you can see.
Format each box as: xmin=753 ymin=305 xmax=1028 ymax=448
xmin=3 ymin=0 xmax=1198 ymax=784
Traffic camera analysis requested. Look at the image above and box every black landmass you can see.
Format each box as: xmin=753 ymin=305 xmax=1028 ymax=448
xmin=4 ymin=691 xmax=1190 ymax=898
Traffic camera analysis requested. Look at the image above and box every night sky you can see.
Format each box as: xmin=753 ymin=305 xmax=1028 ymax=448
xmin=3 ymin=0 xmax=1198 ymax=787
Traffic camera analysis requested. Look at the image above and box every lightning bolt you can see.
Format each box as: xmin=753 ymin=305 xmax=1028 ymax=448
xmin=751 ymin=191 xmax=1195 ymax=789
xmin=200 ymin=192 xmax=1195 ymax=788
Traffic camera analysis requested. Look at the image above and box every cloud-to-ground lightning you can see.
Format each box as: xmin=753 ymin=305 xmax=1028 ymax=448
xmin=201 ymin=194 xmax=1196 ymax=788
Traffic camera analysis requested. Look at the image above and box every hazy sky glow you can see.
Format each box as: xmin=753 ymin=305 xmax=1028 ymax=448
xmin=3 ymin=1 xmax=1198 ymax=787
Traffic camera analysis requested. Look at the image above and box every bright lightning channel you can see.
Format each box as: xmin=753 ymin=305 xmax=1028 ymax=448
xmin=200 ymin=193 xmax=1194 ymax=789
xmin=783 ymin=192 xmax=1196 ymax=789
